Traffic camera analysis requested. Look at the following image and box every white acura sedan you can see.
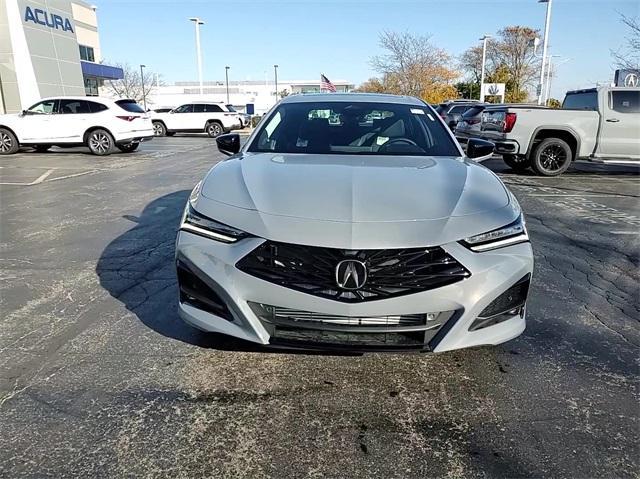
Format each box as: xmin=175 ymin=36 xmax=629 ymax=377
xmin=176 ymin=93 xmax=533 ymax=352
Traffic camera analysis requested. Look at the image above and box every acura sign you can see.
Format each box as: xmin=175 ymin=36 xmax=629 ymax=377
xmin=614 ymin=69 xmax=640 ymax=87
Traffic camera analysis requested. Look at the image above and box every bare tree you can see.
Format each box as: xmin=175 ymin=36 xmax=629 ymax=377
xmin=104 ymin=62 xmax=160 ymax=106
xmin=459 ymin=45 xmax=484 ymax=84
xmin=612 ymin=13 xmax=640 ymax=70
xmin=368 ymin=31 xmax=459 ymax=102
xmin=489 ymin=26 xmax=540 ymax=101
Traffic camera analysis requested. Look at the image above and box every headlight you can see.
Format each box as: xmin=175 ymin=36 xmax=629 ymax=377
xmin=461 ymin=215 xmax=529 ymax=252
xmin=180 ymin=203 xmax=249 ymax=243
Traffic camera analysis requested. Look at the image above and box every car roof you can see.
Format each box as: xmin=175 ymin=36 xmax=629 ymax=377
xmin=39 ymin=96 xmax=113 ymax=103
xmin=183 ymin=100 xmax=226 ymax=104
xmin=279 ymin=93 xmax=427 ymax=106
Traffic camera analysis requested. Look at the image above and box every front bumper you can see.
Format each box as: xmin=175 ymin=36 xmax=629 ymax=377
xmin=175 ymin=232 xmax=533 ymax=352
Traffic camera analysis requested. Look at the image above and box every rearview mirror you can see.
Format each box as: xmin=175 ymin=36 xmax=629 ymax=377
xmin=466 ymin=138 xmax=494 ymax=161
xmin=216 ymin=133 xmax=241 ymax=156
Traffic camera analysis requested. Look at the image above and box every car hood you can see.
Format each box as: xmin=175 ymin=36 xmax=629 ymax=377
xmin=195 ymin=152 xmax=519 ymax=249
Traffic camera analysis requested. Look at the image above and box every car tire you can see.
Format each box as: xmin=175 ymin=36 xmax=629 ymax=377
xmin=116 ymin=142 xmax=139 ymax=153
xmin=206 ymin=121 xmax=223 ymax=138
xmin=153 ymin=121 xmax=166 ymax=137
xmin=33 ymin=144 xmax=52 ymax=152
xmin=86 ymin=129 xmax=114 ymax=156
xmin=531 ymin=138 xmax=573 ymax=176
xmin=503 ymin=154 xmax=531 ymax=173
xmin=0 ymin=128 xmax=19 ymax=155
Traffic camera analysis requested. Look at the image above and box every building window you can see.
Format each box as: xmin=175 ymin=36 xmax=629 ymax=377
xmin=79 ymin=45 xmax=95 ymax=62
xmin=84 ymin=77 xmax=99 ymax=96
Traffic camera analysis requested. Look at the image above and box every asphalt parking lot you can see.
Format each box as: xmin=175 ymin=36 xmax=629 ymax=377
xmin=1 ymin=137 xmax=638 ymax=478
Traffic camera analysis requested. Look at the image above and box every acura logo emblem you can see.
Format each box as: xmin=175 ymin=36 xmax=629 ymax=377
xmin=335 ymin=259 xmax=367 ymax=290
xmin=624 ymin=73 xmax=639 ymax=87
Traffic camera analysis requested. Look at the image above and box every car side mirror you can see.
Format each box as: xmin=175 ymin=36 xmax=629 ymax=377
xmin=466 ymin=138 xmax=494 ymax=161
xmin=21 ymin=110 xmax=28 ymax=116
xmin=216 ymin=133 xmax=241 ymax=156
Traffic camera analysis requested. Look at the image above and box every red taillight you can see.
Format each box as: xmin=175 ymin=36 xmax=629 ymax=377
xmin=116 ymin=115 xmax=137 ymax=121
xmin=503 ymin=112 xmax=517 ymax=133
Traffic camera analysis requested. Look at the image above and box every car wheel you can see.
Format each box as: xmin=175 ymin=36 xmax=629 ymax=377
xmin=206 ymin=121 xmax=223 ymax=138
xmin=503 ymin=154 xmax=531 ymax=173
xmin=116 ymin=142 xmax=139 ymax=153
xmin=153 ymin=121 xmax=166 ymax=136
xmin=531 ymin=138 xmax=573 ymax=176
xmin=87 ymin=129 xmax=114 ymax=156
xmin=33 ymin=144 xmax=52 ymax=152
xmin=0 ymin=128 xmax=19 ymax=155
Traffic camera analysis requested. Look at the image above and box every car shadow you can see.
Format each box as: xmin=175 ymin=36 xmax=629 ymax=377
xmin=484 ymin=157 xmax=640 ymax=177
xmin=96 ymin=190 xmax=355 ymax=356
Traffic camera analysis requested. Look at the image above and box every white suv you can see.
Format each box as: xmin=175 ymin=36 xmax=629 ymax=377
xmin=0 ymin=97 xmax=154 ymax=156
xmin=151 ymin=102 xmax=242 ymax=137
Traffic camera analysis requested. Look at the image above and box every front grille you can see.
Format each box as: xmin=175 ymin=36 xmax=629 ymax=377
xmin=250 ymin=302 xmax=455 ymax=350
xmin=236 ymin=241 xmax=470 ymax=302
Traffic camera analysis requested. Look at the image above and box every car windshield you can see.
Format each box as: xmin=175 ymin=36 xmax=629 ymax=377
xmin=247 ymin=101 xmax=460 ymax=156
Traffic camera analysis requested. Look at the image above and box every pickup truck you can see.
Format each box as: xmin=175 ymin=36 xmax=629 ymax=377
xmin=475 ymin=86 xmax=640 ymax=176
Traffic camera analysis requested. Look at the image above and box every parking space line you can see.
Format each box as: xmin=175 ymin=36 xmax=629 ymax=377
xmin=529 ymin=194 xmax=631 ymax=198
xmin=0 ymin=169 xmax=54 ymax=186
xmin=45 ymin=170 xmax=99 ymax=182
xmin=610 ymin=231 xmax=640 ymax=235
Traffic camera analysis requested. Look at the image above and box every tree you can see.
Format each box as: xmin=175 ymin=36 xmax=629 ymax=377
xmin=547 ymin=98 xmax=561 ymax=108
xmin=363 ymin=31 xmax=459 ymax=103
xmin=459 ymin=45 xmax=484 ymax=84
xmin=104 ymin=62 xmax=160 ymax=106
xmin=612 ymin=13 xmax=640 ymax=70
xmin=489 ymin=26 xmax=540 ymax=101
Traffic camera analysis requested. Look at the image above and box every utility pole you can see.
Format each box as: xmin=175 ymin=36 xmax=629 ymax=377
xmin=479 ymin=35 xmax=491 ymax=101
xmin=225 ymin=66 xmax=230 ymax=104
xmin=139 ymin=64 xmax=146 ymax=110
xmin=189 ymin=17 xmax=205 ymax=95
xmin=274 ymin=64 xmax=279 ymax=104
xmin=537 ymin=0 xmax=553 ymax=105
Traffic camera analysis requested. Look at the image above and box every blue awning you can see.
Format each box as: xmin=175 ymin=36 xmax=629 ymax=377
xmin=81 ymin=61 xmax=124 ymax=80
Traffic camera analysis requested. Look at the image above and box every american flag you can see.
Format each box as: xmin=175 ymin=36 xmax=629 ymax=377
xmin=320 ymin=74 xmax=337 ymax=92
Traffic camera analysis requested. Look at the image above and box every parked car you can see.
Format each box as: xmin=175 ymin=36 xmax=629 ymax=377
xmin=475 ymin=86 xmax=640 ymax=175
xmin=454 ymin=103 xmax=490 ymax=145
xmin=176 ymin=93 xmax=533 ymax=352
xmin=0 ymin=97 xmax=153 ymax=156
xmin=225 ymin=104 xmax=251 ymax=128
xmin=151 ymin=101 xmax=242 ymax=137
xmin=436 ymin=100 xmax=483 ymax=129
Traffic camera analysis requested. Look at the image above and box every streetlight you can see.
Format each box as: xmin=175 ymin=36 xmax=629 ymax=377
xmin=225 ymin=66 xmax=230 ymax=104
xmin=544 ymin=55 xmax=570 ymax=105
xmin=139 ymin=64 xmax=146 ymax=110
xmin=189 ymin=17 xmax=205 ymax=95
xmin=479 ymin=35 xmax=491 ymax=102
xmin=273 ymin=64 xmax=279 ymax=103
xmin=537 ymin=0 xmax=553 ymax=105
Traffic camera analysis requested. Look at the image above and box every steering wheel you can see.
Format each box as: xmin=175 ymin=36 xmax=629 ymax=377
xmin=378 ymin=138 xmax=419 ymax=151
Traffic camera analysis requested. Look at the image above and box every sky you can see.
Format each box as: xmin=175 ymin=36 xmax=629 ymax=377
xmin=93 ymin=0 xmax=639 ymax=99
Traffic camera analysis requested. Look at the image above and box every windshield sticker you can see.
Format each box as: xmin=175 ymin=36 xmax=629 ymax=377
xmin=376 ymin=136 xmax=389 ymax=145
xmin=411 ymin=108 xmax=425 ymax=115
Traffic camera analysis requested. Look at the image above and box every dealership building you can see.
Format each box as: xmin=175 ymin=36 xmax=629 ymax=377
xmin=0 ymin=0 xmax=123 ymax=114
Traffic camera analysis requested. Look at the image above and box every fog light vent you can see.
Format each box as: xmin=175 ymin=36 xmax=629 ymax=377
xmin=470 ymin=274 xmax=530 ymax=331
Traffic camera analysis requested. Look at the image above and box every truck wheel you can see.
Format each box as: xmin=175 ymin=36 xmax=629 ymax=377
xmin=531 ymin=138 xmax=573 ymax=176
xmin=0 ymin=128 xmax=19 ymax=155
xmin=503 ymin=154 xmax=531 ymax=173
xmin=206 ymin=121 xmax=223 ymax=138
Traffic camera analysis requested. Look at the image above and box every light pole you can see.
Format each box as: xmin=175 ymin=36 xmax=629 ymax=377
xmin=537 ymin=0 xmax=553 ymax=105
xmin=273 ymin=64 xmax=279 ymax=103
xmin=189 ymin=17 xmax=205 ymax=95
xmin=139 ymin=64 xmax=146 ymax=110
xmin=544 ymin=55 xmax=569 ymax=105
xmin=479 ymin=35 xmax=491 ymax=101
xmin=225 ymin=66 xmax=230 ymax=104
